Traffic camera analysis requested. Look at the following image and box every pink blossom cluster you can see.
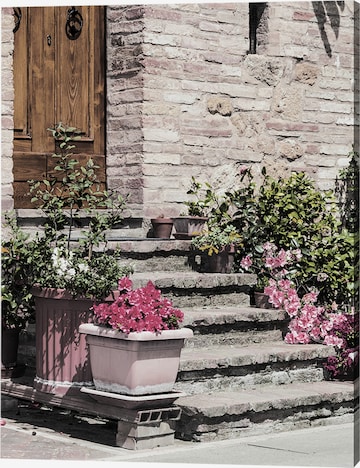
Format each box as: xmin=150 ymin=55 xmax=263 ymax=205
xmin=264 ymin=278 xmax=350 ymax=348
xmin=240 ymin=242 xmax=301 ymax=283
xmin=93 ymin=277 xmax=184 ymax=334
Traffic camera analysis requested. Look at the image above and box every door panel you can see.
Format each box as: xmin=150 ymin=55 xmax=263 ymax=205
xmin=13 ymin=6 xmax=105 ymax=208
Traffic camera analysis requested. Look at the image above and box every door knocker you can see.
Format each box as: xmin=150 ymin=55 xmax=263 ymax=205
xmin=65 ymin=7 xmax=83 ymax=40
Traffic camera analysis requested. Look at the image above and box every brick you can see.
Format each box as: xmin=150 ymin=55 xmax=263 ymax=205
xmin=293 ymin=11 xmax=315 ymax=21
xmin=266 ymin=121 xmax=319 ymax=133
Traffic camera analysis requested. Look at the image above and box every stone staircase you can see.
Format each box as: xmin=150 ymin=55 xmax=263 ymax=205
xmin=17 ymin=239 xmax=355 ymax=442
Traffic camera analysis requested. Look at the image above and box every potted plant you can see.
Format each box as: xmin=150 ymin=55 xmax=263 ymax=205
xmin=173 ymin=177 xmax=210 ymax=239
xmin=150 ymin=215 xmax=174 ymax=238
xmin=1 ymin=213 xmax=35 ymax=378
xmin=25 ymin=123 xmax=132 ymax=396
xmin=191 ymin=224 xmax=242 ymax=273
xmin=79 ymin=277 xmax=193 ymax=395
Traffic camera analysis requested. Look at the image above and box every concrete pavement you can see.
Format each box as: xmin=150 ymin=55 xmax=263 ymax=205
xmin=1 ymin=398 xmax=358 ymax=467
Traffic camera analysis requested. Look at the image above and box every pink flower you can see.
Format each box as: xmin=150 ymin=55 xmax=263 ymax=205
xmin=118 ymin=276 xmax=133 ymax=292
xmin=93 ymin=278 xmax=184 ymax=333
xmin=240 ymin=255 xmax=253 ymax=270
xmin=324 ymin=335 xmax=345 ymax=348
xmin=302 ymin=291 xmax=318 ymax=304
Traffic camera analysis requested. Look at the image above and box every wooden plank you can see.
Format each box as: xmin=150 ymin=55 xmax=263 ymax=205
xmin=13 ymin=8 xmax=30 ymax=145
xmin=1 ymin=379 xmax=179 ymax=422
xmin=29 ymin=7 xmax=56 ymax=152
xmin=13 ymin=152 xmax=47 ymax=181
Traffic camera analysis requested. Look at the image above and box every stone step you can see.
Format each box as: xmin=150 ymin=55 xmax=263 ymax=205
xmin=113 ymin=239 xmax=200 ymax=272
xmin=182 ymin=306 xmax=289 ymax=347
xmin=131 ymin=271 xmax=256 ymax=308
xmin=175 ymin=380 xmax=355 ymax=442
xmin=175 ymin=342 xmax=334 ymax=394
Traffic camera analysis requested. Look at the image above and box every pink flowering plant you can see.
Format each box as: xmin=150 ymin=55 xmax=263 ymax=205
xmin=266 ymin=277 xmax=358 ymax=379
xmin=239 ymin=242 xmax=301 ymax=292
xmin=92 ymin=277 xmax=184 ymax=334
xmin=240 ymin=242 xmax=359 ymax=380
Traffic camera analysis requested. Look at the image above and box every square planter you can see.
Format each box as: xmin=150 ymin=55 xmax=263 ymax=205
xmin=79 ymin=324 xmax=193 ymax=395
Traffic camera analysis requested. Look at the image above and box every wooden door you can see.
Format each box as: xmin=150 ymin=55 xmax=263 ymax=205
xmin=12 ymin=6 xmax=105 ymax=208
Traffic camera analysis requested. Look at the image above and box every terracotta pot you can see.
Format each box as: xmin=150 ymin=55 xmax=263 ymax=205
xmin=254 ymin=291 xmax=274 ymax=309
xmin=151 ymin=218 xmax=173 ymax=238
xmin=32 ymin=287 xmax=106 ymax=396
xmin=79 ymin=323 xmax=193 ymax=396
xmin=172 ymin=216 xmax=208 ymax=240
xmin=206 ymin=245 xmax=235 ymax=274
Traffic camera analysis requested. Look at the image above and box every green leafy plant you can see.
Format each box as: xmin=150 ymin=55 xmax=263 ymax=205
xmin=184 ymin=176 xmax=233 ymax=226
xmin=24 ymin=123 xmax=133 ymax=298
xmin=191 ymin=224 xmax=242 ymax=256
xmin=233 ymin=167 xmax=356 ymax=310
xmin=1 ymin=212 xmax=35 ymax=329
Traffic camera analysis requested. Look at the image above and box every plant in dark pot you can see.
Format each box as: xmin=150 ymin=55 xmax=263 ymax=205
xmin=25 ymin=123 xmax=132 ymax=396
xmin=191 ymin=224 xmax=242 ymax=273
xmin=1 ymin=213 xmax=35 ymax=378
xmin=173 ymin=177 xmax=210 ymax=239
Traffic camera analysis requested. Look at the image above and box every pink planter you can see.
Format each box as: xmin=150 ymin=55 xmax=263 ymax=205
xmin=32 ymin=287 xmax=96 ymax=396
xmin=79 ymin=323 xmax=193 ymax=395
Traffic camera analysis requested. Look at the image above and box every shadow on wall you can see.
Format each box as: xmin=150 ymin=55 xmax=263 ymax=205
xmin=312 ymin=1 xmax=345 ymax=57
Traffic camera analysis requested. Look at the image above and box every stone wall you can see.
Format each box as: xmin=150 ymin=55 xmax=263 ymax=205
xmin=1 ymin=8 xmax=15 ymax=212
xmin=106 ymin=2 xmax=354 ymax=219
xmin=1 ymin=3 xmax=356 ymax=223
xmin=106 ymin=6 xmax=146 ymax=217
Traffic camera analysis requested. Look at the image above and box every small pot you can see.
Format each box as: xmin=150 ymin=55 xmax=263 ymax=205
xmin=254 ymin=291 xmax=275 ymax=309
xmin=151 ymin=218 xmax=173 ymax=238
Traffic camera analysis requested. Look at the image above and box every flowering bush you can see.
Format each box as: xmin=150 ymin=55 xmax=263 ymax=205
xmin=239 ymin=242 xmax=301 ymax=291
xmin=232 ymin=167 xmax=356 ymax=307
xmin=266 ymin=277 xmax=359 ymax=380
xmin=93 ymin=277 xmax=184 ymax=334
xmin=31 ymin=244 xmax=131 ymax=299
xmin=240 ymin=242 xmax=359 ymax=380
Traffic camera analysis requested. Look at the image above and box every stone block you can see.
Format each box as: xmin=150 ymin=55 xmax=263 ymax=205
xmin=115 ymin=406 xmax=180 ymax=450
xmin=116 ymin=431 xmax=175 ymax=450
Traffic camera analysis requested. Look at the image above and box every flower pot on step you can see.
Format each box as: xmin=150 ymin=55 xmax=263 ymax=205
xmin=254 ymin=291 xmax=274 ymax=309
xmin=172 ymin=216 xmax=208 ymax=240
xmin=79 ymin=323 xmax=193 ymax=396
xmin=206 ymin=245 xmax=235 ymax=274
xmin=151 ymin=218 xmax=173 ymax=238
